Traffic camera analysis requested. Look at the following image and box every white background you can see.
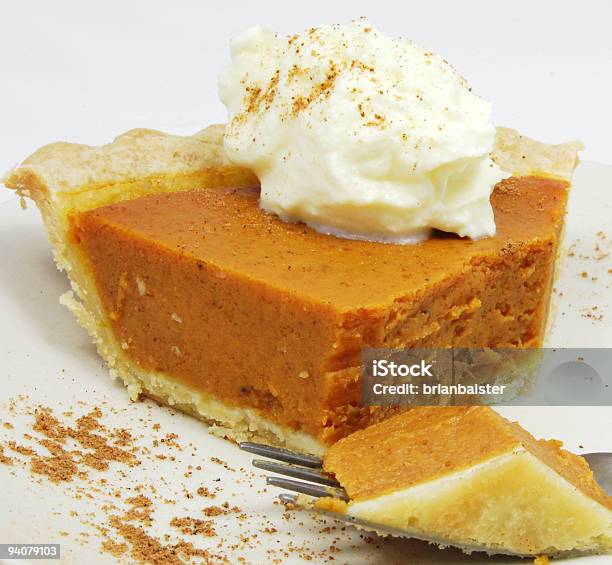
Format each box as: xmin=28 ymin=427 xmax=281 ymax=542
xmin=1 ymin=0 xmax=611 ymax=204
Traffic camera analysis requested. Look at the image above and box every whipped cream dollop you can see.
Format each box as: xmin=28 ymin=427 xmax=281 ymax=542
xmin=219 ymin=19 xmax=506 ymax=241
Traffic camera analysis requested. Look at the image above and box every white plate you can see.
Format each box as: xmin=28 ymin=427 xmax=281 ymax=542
xmin=1 ymin=162 xmax=611 ymax=564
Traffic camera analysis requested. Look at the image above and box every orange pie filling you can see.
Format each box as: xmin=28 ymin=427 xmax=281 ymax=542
xmin=69 ymin=175 xmax=568 ymax=444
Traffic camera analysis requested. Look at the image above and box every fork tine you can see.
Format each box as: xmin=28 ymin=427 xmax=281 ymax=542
xmin=253 ymin=459 xmax=341 ymax=487
xmin=278 ymin=493 xmax=298 ymax=505
xmin=266 ymin=476 xmax=350 ymax=501
xmin=239 ymin=441 xmax=323 ymax=468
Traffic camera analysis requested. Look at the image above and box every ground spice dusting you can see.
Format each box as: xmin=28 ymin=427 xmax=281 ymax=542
xmin=100 ymin=538 xmax=128 ymax=558
xmin=202 ymin=503 xmax=241 ymax=517
xmin=0 ymin=444 xmax=13 ymax=465
xmin=33 ymin=407 xmax=69 ymax=442
xmin=210 ymin=456 xmax=235 ymax=471
xmin=7 ymin=440 xmax=36 ymax=456
xmin=562 ymin=233 xmax=611 ymax=321
xmin=126 ymin=494 xmax=154 ymax=508
xmin=121 ymin=498 xmax=154 ymax=526
xmin=1 ymin=396 xmax=413 ymax=563
xmin=108 ymin=516 xmax=186 ymax=565
xmin=202 ymin=506 xmax=225 ymax=517
xmin=290 ymin=60 xmax=339 ymax=117
xmin=170 ymin=516 xmax=217 ymax=537
xmin=197 ymin=486 xmax=216 ymax=498
xmin=21 ymin=406 xmax=139 ymax=482
xmin=30 ymin=438 xmax=82 ymax=483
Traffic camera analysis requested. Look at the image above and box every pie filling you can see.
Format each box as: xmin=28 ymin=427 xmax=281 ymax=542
xmin=69 ymin=176 xmax=567 ymax=443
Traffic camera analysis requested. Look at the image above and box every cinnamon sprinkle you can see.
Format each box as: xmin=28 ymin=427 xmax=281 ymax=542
xmin=170 ymin=516 xmax=217 ymax=537
xmin=0 ymin=444 xmax=13 ymax=465
xmin=0 ymin=397 xmax=358 ymax=563
xmin=197 ymin=486 xmax=217 ymax=498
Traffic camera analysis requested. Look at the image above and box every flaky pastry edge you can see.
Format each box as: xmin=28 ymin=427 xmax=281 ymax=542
xmin=4 ymin=124 xmax=232 ymax=196
xmin=492 ymin=127 xmax=583 ymax=181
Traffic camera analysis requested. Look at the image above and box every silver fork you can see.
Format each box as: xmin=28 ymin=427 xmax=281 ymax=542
xmin=239 ymin=441 xmax=349 ymax=501
xmin=240 ymin=442 xmax=612 ymax=499
xmin=582 ymin=452 xmax=612 ymax=494
xmin=239 ymin=441 xmax=612 ymax=548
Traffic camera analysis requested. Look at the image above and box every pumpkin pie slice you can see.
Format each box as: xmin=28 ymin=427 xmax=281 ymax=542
xmin=321 ymin=406 xmax=612 ymax=557
xmin=3 ymin=125 xmax=581 ymax=454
